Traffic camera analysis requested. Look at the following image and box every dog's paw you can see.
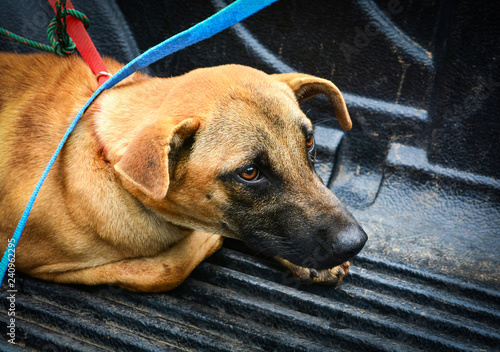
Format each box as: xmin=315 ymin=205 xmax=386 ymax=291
xmin=276 ymin=257 xmax=350 ymax=286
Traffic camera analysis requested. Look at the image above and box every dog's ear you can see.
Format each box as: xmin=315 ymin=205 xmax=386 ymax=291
xmin=273 ymin=73 xmax=352 ymax=130
xmin=114 ymin=118 xmax=199 ymax=200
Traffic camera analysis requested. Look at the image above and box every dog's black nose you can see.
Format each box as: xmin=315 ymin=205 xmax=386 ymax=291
xmin=332 ymin=225 xmax=368 ymax=263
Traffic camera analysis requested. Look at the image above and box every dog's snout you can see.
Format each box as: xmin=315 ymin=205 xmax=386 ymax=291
xmin=332 ymin=225 xmax=368 ymax=263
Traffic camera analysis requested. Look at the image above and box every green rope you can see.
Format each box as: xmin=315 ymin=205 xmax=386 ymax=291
xmin=0 ymin=28 xmax=55 ymax=53
xmin=47 ymin=8 xmax=90 ymax=56
xmin=0 ymin=0 xmax=89 ymax=56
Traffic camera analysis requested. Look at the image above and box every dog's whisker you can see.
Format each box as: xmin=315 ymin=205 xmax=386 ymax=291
xmin=198 ymin=232 xmax=218 ymax=247
xmin=312 ymin=117 xmax=336 ymax=126
xmin=248 ymin=231 xmax=292 ymax=258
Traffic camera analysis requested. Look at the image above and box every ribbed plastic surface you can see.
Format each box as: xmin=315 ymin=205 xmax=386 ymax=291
xmin=1 ymin=242 xmax=499 ymax=351
xmin=1 ymin=1 xmax=499 ymax=351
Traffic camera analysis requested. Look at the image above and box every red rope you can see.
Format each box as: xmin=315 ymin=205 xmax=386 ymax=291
xmin=47 ymin=0 xmax=110 ymax=86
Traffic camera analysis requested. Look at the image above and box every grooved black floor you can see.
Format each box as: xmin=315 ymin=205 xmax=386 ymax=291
xmin=2 ymin=243 xmax=499 ymax=351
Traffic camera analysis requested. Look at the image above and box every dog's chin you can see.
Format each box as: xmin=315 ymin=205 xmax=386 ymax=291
xmin=281 ymin=254 xmax=348 ymax=271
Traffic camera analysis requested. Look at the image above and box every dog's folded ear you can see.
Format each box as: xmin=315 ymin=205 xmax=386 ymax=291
xmin=114 ymin=118 xmax=200 ymax=201
xmin=272 ymin=73 xmax=352 ymax=130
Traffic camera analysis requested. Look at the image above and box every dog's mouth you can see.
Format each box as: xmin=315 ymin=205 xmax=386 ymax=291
xmin=240 ymin=231 xmax=349 ymax=270
xmin=235 ymin=225 xmax=367 ymax=270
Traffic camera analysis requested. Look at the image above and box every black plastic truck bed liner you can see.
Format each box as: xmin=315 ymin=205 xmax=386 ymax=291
xmin=1 ymin=242 xmax=499 ymax=351
xmin=1 ymin=0 xmax=499 ymax=350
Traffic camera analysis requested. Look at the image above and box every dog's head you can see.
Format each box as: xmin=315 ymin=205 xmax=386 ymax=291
xmin=110 ymin=65 xmax=367 ymax=269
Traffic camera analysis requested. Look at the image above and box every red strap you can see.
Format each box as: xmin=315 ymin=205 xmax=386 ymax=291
xmin=48 ymin=0 xmax=110 ymax=86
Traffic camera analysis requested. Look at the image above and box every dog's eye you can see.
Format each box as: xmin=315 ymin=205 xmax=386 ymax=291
xmin=306 ymin=134 xmax=314 ymax=149
xmin=306 ymin=133 xmax=316 ymax=163
xmin=239 ymin=166 xmax=260 ymax=181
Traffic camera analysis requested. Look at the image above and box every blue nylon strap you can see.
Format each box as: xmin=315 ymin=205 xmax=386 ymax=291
xmin=104 ymin=0 xmax=278 ymax=89
xmin=0 ymin=0 xmax=278 ymax=284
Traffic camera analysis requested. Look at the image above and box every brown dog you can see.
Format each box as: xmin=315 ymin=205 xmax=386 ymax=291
xmin=0 ymin=53 xmax=367 ymax=292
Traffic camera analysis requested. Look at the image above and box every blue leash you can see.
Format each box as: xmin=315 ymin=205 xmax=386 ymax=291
xmin=0 ymin=0 xmax=278 ymax=284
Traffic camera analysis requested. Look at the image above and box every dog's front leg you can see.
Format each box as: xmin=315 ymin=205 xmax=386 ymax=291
xmin=275 ymin=257 xmax=350 ymax=286
xmin=35 ymin=232 xmax=223 ymax=292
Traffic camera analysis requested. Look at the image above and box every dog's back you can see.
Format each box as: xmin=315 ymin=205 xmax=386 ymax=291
xmin=0 ymin=53 xmax=182 ymax=276
xmin=0 ymin=53 xmax=95 ymax=183
xmin=0 ymin=53 xmax=98 ymax=270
